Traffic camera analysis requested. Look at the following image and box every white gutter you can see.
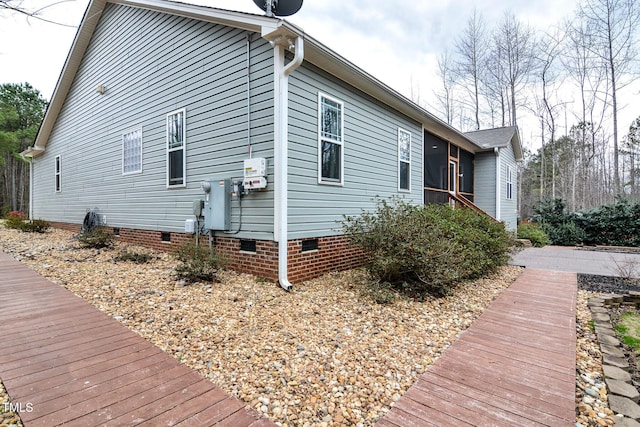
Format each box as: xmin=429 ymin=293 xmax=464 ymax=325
xmin=494 ymin=147 xmax=501 ymax=221
xmin=271 ymin=33 xmax=304 ymax=292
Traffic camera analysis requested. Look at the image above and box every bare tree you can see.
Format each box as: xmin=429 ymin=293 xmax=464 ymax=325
xmin=433 ymin=50 xmax=457 ymax=125
xmin=454 ymin=9 xmax=488 ymax=130
xmin=484 ymin=47 xmax=509 ymax=127
xmin=622 ymin=117 xmax=640 ymax=197
xmin=562 ymin=16 xmax=611 ymax=207
xmin=536 ymin=28 xmax=567 ymax=201
xmin=579 ymin=0 xmax=640 ymax=194
xmin=490 ymin=12 xmax=538 ymax=127
xmin=0 ymin=0 xmax=75 ymax=26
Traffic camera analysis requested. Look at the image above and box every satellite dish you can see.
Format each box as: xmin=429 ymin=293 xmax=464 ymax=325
xmin=253 ymin=0 xmax=303 ymax=17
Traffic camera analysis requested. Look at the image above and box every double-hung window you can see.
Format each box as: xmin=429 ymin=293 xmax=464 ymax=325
xmin=506 ymin=165 xmax=513 ymax=200
xmin=318 ymin=93 xmax=344 ymax=185
xmin=122 ymin=128 xmax=142 ymax=175
xmin=398 ymin=128 xmax=411 ymax=191
xmin=54 ymin=155 xmax=61 ymax=192
xmin=166 ymin=108 xmax=186 ymax=187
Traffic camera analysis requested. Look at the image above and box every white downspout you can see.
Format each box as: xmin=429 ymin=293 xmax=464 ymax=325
xmin=273 ymin=35 xmax=304 ymax=291
xmin=29 ymin=159 xmax=33 ymax=219
xmin=494 ymin=147 xmax=501 ymax=221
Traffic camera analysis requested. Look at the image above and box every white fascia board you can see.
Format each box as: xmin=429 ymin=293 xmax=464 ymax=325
xmin=34 ymin=0 xmax=108 ymax=152
xmin=116 ymin=0 xmax=278 ymax=32
xmin=512 ymin=128 xmax=524 ymax=162
xmin=20 ymin=146 xmax=45 ymax=158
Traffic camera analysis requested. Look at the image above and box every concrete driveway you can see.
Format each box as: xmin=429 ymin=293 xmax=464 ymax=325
xmin=510 ymin=246 xmax=640 ymax=278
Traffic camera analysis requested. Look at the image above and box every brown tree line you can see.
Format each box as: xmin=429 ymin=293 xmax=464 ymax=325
xmin=429 ymin=0 xmax=640 ymax=218
xmin=0 ymin=83 xmax=48 ymax=216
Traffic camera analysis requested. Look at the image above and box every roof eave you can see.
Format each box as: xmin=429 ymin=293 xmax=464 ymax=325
xmin=35 ymin=0 xmax=480 ymax=154
xmin=512 ymin=128 xmax=524 ymax=162
xmin=291 ymin=27 xmax=482 ymax=152
xmin=34 ymin=0 xmax=281 ymax=151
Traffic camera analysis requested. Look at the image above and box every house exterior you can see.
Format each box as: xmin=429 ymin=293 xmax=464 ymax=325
xmin=465 ymin=126 xmax=523 ymax=232
xmin=23 ymin=0 xmax=521 ymax=288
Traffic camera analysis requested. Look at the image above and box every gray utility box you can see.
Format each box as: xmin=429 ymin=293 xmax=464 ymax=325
xmin=204 ymin=179 xmax=231 ymax=231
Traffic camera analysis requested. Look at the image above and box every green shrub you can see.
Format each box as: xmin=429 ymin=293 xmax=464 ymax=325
xmin=575 ymin=198 xmax=640 ymax=247
xmin=342 ymin=198 xmax=511 ymax=297
xmin=77 ymin=227 xmax=114 ymax=248
xmin=4 ymin=211 xmax=26 ymax=229
xmin=539 ymin=220 xmax=586 ymax=246
xmin=517 ymin=223 xmax=550 ymax=247
xmin=174 ymin=241 xmax=225 ymax=283
xmin=532 ymin=199 xmax=585 ymax=246
xmin=19 ymin=219 xmax=50 ymax=233
xmin=114 ymin=250 xmax=153 ymax=264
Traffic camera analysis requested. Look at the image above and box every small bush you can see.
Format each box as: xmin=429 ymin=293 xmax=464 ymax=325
xmin=174 ymin=241 xmax=225 ymax=283
xmin=342 ymin=198 xmax=512 ymax=297
xmin=517 ymin=223 xmax=550 ymax=247
xmin=532 ymin=199 xmax=586 ymax=246
xmin=365 ymin=282 xmax=397 ymax=305
xmin=77 ymin=227 xmax=114 ymax=248
xmin=114 ymin=250 xmax=153 ymax=264
xmin=19 ymin=219 xmax=50 ymax=233
xmin=539 ymin=220 xmax=586 ymax=246
xmin=4 ymin=211 xmax=26 ymax=229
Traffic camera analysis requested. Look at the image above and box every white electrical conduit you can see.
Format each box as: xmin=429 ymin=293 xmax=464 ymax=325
xmin=273 ymin=35 xmax=304 ymax=291
xmin=246 ymin=33 xmax=252 ymax=158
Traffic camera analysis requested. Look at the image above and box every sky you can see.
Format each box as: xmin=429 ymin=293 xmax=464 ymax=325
xmin=0 ymin=0 xmax=638 ymax=150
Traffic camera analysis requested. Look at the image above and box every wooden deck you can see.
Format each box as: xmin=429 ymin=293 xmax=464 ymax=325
xmin=0 ymin=251 xmax=274 ymax=426
xmin=1 ymin=250 xmax=578 ymax=426
xmin=378 ymin=268 xmax=577 ymax=426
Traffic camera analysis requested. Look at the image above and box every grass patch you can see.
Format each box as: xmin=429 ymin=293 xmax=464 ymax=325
xmin=615 ymin=311 xmax=640 ymax=350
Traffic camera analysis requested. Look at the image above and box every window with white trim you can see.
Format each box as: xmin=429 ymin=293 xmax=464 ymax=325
xmin=506 ymin=165 xmax=513 ymax=200
xmin=166 ymin=108 xmax=186 ymax=187
xmin=318 ymin=93 xmax=344 ymax=185
xmin=122 ymin=128 xmax=142 ymax=175
xmin=398 ymin=128 xmax=411 ymax=191
xmin=55 ymin=155 xmax=61 ymax=192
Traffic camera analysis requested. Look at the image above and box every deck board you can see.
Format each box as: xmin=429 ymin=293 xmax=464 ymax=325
xmin=379 ymin=268 xmax=577 ymax=426
xmin=0 ymin=251 xmax=273 ymax=426
xmin=1 ymin=250 xmax=578 ymax=426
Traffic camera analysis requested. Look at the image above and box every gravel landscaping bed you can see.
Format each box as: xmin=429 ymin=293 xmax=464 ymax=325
xmin=0 ymin=227 xmax=522 ymax=426
xmin=0 ymin=378 xmax=23 ymax=427
xmin=576 ymin=274 xmax=640 ymax=426
xmin=576 ymin=289 xmax=619 ymax=426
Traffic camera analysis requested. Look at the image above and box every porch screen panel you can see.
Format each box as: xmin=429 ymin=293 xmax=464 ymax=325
xmin=459 ymin=149 xmax=474 ymax=194
xmin=424 ymin=133 xmax=448 ymax=190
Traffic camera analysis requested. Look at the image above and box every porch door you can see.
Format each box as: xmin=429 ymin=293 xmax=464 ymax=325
xmin=449 ymin=160 xmax=457 ymax=208
xmin=449 ymin=160 xmax=457 ymax=194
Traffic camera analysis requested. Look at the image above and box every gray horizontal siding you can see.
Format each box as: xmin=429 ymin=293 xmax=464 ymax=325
xmin=287 ymin=61 xmax=423 ymax=239
xmin=474 ymin=152 xmax=497 ymax=218
xmin=32 ymin=3 xmax=275 ymax=239
xmin=500 ymin=146 xmax=518 ymax=231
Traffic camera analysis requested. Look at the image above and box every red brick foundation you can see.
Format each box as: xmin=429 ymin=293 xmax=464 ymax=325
xmin=49 ymin=222 xmax=366 ymax=283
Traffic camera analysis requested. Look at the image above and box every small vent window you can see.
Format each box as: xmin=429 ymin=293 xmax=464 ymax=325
xmin=113 ymin=227 xmax=121 ymax=236
xmin=161 ymin=232 xmax=171 ymax=242
xmin=55 ymin=155 xmax=61 ymax=192
xmin=240 ymin=240 xmax=257 ymax=253
xmin=123 ymin=128 xmax=143 ymax=175
xmin=301 ymin=239 xmax=319 ymax=252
